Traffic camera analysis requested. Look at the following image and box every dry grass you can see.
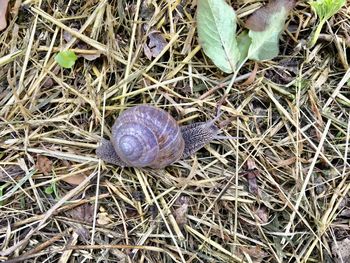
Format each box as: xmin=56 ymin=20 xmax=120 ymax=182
xmin=0 ymin=0 xmax=350 ymax=262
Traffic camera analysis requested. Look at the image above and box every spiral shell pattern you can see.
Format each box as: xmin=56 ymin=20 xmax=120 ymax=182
xmin=111 ymin=105 xmax=185 ymax=168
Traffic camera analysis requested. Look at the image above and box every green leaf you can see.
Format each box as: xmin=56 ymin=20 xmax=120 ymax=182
xmin=246 ymin=0 xmax=295 ymax=61
xmin=237 ymin=31 xmax=251 ymax=65
xmin=309 ymin=0 xmax=345 ymax=21
xmin=55 ymin=50 xmax=78 ymax=69
xmin=45 ymin=185 xmax=54 ymax=195
xmin=308 ymin=0 xmax=345 ymax=47
xmin=197 ymin=0 xmax=240 ymax=73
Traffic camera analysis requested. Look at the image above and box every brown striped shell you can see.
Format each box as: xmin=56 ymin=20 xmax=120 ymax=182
xmin=111 ymin=105 xmax=185 ymax=168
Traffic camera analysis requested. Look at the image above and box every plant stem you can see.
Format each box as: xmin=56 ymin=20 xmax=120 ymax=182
xmin=224 ymin=57 xmax=248 ymax=95
xmin=309 ymin=19 xmax=326 ymax=48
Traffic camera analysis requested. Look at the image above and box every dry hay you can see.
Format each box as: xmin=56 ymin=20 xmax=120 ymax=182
xmin=0 ymin=1 xmax=349 ymax=262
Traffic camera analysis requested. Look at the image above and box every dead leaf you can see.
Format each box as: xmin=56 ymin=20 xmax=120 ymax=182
xmin=239 ymin=245 xmax=268 ymax=263
xmin=314 ymin=175 xmax=326 ymax=195
xmin=246 ymin=158 xmax=257 ymax=170
xmin=58 ymin=160 xmax=86 ymax=185
xmin=144 ymin=45 xmax=153 ymax=60
xmin=10 ymin=0 xmax=21 ymax=17
xmin=36 ymin=155 xmax=52 ymax=175
xmin=240 ymin=62 xmax=258 ymax=86
xmin=140 ymin=0 xmax=155 ymax=20
xmin=245 ymin=0 xmax=296 ymax=32
xmin=332 ymin=238 xmax=350 ymax=263
xmin=124 ymin=206 xmax=139 ymax=218
xmin=74 ymin=226 xmax=90 ymax=242
xmin=77 ymin=43 xmax=101 ymax=61
xmin=42 ymin=65 xmax=59 ymax=88
xmin=66 ymin=203 xmax=94 ymax=224
xmin=110 ymin=248 xmax=127 ymax=262
xmin=0 ymin=0 xmax=9 ymax=31
xmin=62 ymin=29 xmax=101 ymax=61
xmin=132 ymin=191 xmax=145 ymax=202
xmin=338 ymin=195 xmax=350 ymax=218
xmin=339 ymin=208 xmax=350 ymax=218
xmin=245 ymin=158 xmax=260 ymax=196
xmin=144 ymin=30 xmax=167 ymax=60
xmin=255 ymin=206 xmax=269 ymax=223
xmin=61 ymin=173 xmax=87 ymax=185
xmin=173 ymin=196 xmax=189 ymax=226
xmin=97 ymin=207 xmax=112 ymax=225
xmin=149 ymin=204 xmax=158 ymax=219
xmin=42 ymin=77 xmax=54 ymax=88
xmin=80 ymin=52 xmax=101 ymax=61
xmin=0 ymin=165 xmax=25 ymax=182
xmin=275 ymin=157 xmax=296 ymax=167
xmin=63 ymin=28 xmax=78 ymax=42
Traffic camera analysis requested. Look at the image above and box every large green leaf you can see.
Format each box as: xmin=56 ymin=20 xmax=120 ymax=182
xmin=237 ymin=31 xmax=251 ymax=65
xmin=197 ymin=0 xmax=240 ymax=73
xmin=247 ymin=0 xmax=295 ymax=61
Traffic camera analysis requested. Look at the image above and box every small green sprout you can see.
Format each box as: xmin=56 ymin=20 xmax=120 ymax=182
xmin=308 ymin=0 xmax=346 ymax=47
xmin=55 ymin=50 xmax=78 ymax=69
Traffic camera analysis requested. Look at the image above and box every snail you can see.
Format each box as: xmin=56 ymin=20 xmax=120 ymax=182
xmin=96 ymin=104 xmax=231 ymax=169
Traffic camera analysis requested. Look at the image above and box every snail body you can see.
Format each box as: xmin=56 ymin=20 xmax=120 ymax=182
xmin=96 ymin=105 xmax=221 ymax=169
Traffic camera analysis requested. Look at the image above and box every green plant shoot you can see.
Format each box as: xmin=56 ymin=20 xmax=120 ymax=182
xmin=55 ymin=50 xmax=78 ymax=69
xmin=308 ymin=0 xmax=346 ymax=47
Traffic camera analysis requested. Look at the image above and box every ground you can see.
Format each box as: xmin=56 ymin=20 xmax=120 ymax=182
xmin=0 ymin=0 xmax=350 ymax=262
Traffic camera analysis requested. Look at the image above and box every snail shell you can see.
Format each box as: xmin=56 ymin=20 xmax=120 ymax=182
xmin=110 ymin=105 xmax=185 ymax=168
xmin=96 ymin=104 xmax=229 ymax=169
